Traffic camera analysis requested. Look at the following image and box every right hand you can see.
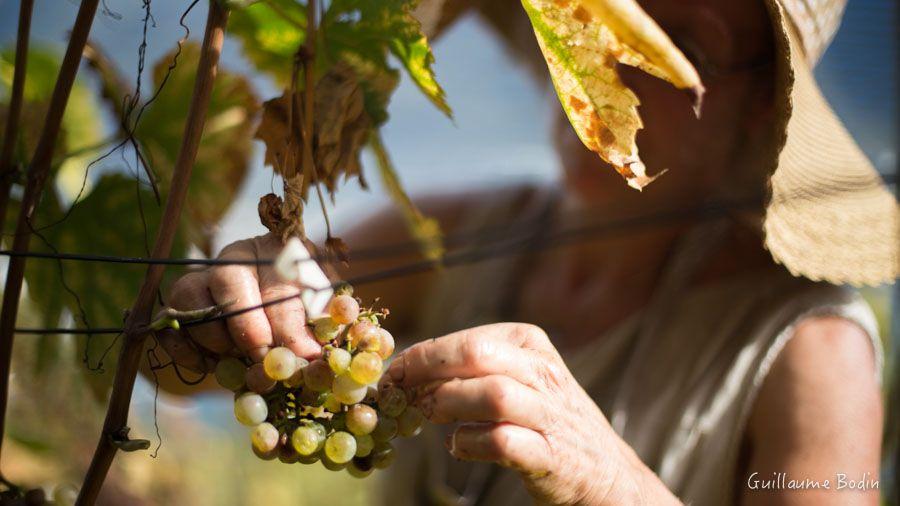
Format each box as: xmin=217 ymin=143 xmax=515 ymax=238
xmin=158 ymin=234 xmax=324 ymax=373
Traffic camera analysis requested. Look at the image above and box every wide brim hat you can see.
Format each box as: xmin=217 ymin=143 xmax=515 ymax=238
xmin=416 ymin=0 xmax=899 ymax=286
xmin=761 ymin=0 xmax=898 ymax=286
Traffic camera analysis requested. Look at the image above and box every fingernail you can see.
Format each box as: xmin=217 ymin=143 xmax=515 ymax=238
xmin=387 ymin=355 xmax=405 ymax=383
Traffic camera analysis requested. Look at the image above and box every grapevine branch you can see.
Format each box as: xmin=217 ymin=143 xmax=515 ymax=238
xmin=77 ymin=2 xmax=229 ymax=503
xmin=0 ymin=0 xmax=34 ymax=232
xmin=0 ymin=0 xmax=101 ymax=476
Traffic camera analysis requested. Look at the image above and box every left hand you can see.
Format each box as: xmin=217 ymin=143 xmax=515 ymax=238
xmin=384 ymin=323 xmax=673 ymax=505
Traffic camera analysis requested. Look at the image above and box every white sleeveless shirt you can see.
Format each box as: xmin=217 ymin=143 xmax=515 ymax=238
xmin=383 ymin=188 xmax=883 ymax=506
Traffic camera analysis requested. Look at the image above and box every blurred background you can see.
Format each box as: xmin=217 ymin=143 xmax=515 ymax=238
xmin=0 ymin=0 xmax=896 ymax=504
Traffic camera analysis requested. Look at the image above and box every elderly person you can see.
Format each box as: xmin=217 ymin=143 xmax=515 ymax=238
xmin=159 ymin=0 xmax=898 ymax=504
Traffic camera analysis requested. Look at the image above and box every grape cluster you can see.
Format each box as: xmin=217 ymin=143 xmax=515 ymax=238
xmin=214 ymin=293 xmax=423 ymax=477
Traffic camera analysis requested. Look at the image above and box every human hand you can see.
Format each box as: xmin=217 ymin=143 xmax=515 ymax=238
xmin=159 ymin=234 xmax=324 ymax=372
xmin=383 ymin=322 xmax=676 ymax=505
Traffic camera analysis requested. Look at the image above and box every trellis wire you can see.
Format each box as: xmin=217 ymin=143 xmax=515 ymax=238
xmin=9 ymin=195 xmax=757 ymax=336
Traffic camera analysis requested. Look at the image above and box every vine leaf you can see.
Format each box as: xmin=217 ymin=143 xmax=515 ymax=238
xmin=227 ymin=0 xmax=307 ymax=86
xmin=22 ymin=175 xmax=186 ymax=402
xmin=136 ymin=43 xmax=260 ymax=255
xmin=326 ymin=0 xmax=452 ymax=119
xmin=522 ymin=0 xmax=704 ymax=189
xmin=370 ymin=131 xmax=443 ymax=261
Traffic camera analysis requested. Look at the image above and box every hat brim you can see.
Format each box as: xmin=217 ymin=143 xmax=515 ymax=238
xmin=762 ymin=0 xmax=899 ymax=286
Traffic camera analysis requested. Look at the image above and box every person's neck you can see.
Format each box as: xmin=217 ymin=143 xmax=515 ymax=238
xmin=520 ymin=189 xmax=691 ymax=350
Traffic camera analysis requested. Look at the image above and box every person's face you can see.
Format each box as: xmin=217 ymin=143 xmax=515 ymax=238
xmin=556 ymin=0 xmax=776 ymax=204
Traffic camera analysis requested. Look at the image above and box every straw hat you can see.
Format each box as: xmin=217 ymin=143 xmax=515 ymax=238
xmin=415 ymin=0 xmax=900 ymax=286
xmin=761 ymin=0 xmax=898 ymax=286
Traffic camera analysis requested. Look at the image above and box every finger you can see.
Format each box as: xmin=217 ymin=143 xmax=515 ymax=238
xmin=448 ymin=422 xmax=552 ymax=474
xmin=168 ymin=271 xmax=233 ymax=354
xmin=418 ymin=375 xmax=548 ymax=431
xmin=208 ymin=240 xmax=273 ymax=362
xmin=254 ymin=236 xmax=321 ymax=360
xmin=156 ymin=328 xmax=211 ymax=373
xmin=386 ymin=324 xmax=549 ymax=388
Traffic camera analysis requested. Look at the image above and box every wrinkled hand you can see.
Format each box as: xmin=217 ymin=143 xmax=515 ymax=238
xmin=159 ymin=234 xmax=322 ymax=372
xmin=384 ymin=323 xmax=649 ymax=506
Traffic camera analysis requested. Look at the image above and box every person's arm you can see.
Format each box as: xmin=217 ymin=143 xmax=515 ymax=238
xmin=741 ymin=316 xmax=883 ymax=506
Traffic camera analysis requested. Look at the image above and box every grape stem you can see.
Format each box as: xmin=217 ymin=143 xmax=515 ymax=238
xmin=0 ymin=0 xmax=98 ymax=482
xmin=148 ymin=299 xmax=236 ymax=331
xmin=76 ymin=2 xmax=229 ymax=503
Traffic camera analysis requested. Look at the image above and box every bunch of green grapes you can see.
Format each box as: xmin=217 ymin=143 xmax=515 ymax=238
xmin=214 ymin=292 xmax=424 ymax=477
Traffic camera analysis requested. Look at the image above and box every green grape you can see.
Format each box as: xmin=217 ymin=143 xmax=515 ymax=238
xmin=250 ymin=422 xmax=280 ymax=453
xmin=333 ymin=373 xmax=367 ymax=405
xmin=323 ymin=393 xmax=342 ymax=412
xmin=377 ymin=328 xmax=395 ymax=359
xmin=313 ymin=317 xmax=342 ymax=344
xmin=234 ymin=392 xmax=268 ymax=426
xmin=252 ymin=443 xmax=278 ymax=461
xmin=321 ymin=454 xmax=348 ymax=471
xmin=370 ymin=416 xmax=398 ymax=443
xmin=346 ymin=404 xmax=378 ymax=436
xmin=311 ymin=421 xmax=328 ymax=442
xmin=292 ymin=425 xmax=324 ymax=456
xmin=214 ymin=357 xmax=247 ymax=391
xmin=324 ymin=431 xmax=357 ymax=464
xmin=328 ymin=295 xmax=360 ymax=324
xmin=303 ymin=359 xmax=335 ymax=392
xmin=283 ymin=357 xmax=309 ymax=388
xmin=327 ymin=347 xmax=352 ymax=375
xmin=52 ymin=484 xmax=79 ymax=506
xmin=354 ymin=434 xmax=375 ymax=457
xmin=245 ymin=363 xmax=276 ymax=394
xmin=348 ymin=456 xmax=374 ymax=478
xmin=397 ymin=406 xmax=425 ymax=437
xmin=263 ymin=347 xmax=298 ymax=381
xmin=349 ymin=352 xmax=383 ymax=385
xmin=371 ymin=442 xmax=396 ymax=469
xmin=347 ymin=321 xmax=379 ymax=349
xmin=377 ymin=385 xmax=408 ymax=418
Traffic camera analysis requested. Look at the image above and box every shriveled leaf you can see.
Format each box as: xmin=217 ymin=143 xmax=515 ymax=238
xmin=370 ymin=131 xmax=443 ymax=261
xmin=326 ymin=0 xmax=452 ymax=118
xmin=522 ymin=0 xmax=703 ymax=189
xmin=136 ymin=43 xmax=260 ymax=255
xmin=256 ymin=63 xmax=370 ymax=198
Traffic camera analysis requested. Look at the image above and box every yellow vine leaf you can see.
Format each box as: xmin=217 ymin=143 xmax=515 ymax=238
xmin=522 ymin=0 xmax=704 ymax=189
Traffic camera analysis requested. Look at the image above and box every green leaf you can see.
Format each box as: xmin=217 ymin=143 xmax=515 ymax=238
xmin=370 ymin=130 xmax=443 ymax=261
xmin=23 ymin=174 xmax=181 ymax=401
xmin=325 ymin=0 xmax=452 ymax=119
xmin=136 ymin=42 xmax=260 ymax=255
xmin=228 ymin=0 xmax=307 ymax=86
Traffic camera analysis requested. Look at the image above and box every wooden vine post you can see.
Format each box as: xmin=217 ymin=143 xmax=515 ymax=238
xmin=77 ymin=2 xmax=230 ymax=503
xmin=0 ymin=0 xmax=100 ymax=479
xmin=0 ymin=0 xmax=35 ymax=232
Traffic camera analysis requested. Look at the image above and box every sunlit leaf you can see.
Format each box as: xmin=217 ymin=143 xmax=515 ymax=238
xmin=326 ymin=0 xmax=452 ymax=118
xmin=370 ymin=130 xmax=443 ymax=261
xmin=522 ymin=0 xmax=703 ymax=189
xmin=228 ymin=0 xmax=307 ymax=86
